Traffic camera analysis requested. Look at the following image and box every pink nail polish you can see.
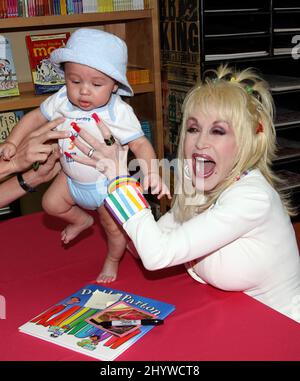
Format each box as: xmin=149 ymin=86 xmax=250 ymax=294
xmin=91 ymin=113 xmax=101 ymax=123
xmin=70 ymin=122 xmax=81 ymax=133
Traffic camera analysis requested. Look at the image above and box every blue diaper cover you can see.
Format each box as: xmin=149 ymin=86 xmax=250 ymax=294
xmin=67 ymin=177 xmax=108 ymax=210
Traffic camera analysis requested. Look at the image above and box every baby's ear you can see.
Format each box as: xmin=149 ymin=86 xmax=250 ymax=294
xmin=113 ymin=83 xmax=119 ymax=93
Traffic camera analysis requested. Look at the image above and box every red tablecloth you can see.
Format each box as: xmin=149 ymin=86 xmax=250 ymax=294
xmin=1 ymin=212 xmax=300 ymax=361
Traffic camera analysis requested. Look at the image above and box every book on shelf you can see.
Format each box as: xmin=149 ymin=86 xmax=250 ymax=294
xmin=127 ymin=65 xmax=150 ymax=85
xmin=25 ymin=32 xmax=70 ymax=95
xmin=19 ymin=283 xmax=175 ymax=361
xmin=0 ymin=0 xmax=147 ymax=17
xmin=0 ymin=110 xmax=24 ymax=143
xmin=263 ymin=74 xmax=300 ymax=92
xmin=0 ymin=35 xmax=20 ymax=98
xmin=140 ymin=120 xmax=153 ymax=144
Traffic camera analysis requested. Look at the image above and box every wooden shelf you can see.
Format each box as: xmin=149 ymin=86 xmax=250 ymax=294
xmin=0 ymin=82 xmax=155 ymax=111
xmin=0 ymin=10 xmax=152 ymax=31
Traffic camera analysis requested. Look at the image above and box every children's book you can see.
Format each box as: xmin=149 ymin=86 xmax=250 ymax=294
xmin=0 ymin=110 xmax=24 ymax=143
xmin=0 ymin=35 xmax=20 ymax=98
xmin=19 ymin=284 xmax=175 ymax=361
xmin=25 ymin=32 xmax=70 ymax=95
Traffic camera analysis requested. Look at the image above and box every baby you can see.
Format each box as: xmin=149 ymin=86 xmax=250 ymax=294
xmin=0 ymin=28 xmax=169 ymax=282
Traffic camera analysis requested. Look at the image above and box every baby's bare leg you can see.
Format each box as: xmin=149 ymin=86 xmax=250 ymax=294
xmin=96 ymin=205 xmax=127 ymax=283
xmin=42 ymin=172 xmax=93 ymax=244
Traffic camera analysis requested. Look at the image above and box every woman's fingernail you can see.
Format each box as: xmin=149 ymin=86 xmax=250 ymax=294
xmin=91 ymin=113 xmax=101 ymax=123
xmin=70 ymin=135 xmax=75 ymax=141
xmin=64 ymin=152 xmax=73 ymax=158
xmin=71 ymin=122 xmax=81 ymax=133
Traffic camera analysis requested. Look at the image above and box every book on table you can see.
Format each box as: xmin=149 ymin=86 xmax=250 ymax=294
xmin=19 ymin=283 xmax=175 ymax=361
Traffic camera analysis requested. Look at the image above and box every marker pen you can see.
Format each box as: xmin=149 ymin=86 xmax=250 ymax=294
xmin=90 ymin=318 xmax=164 ymax=328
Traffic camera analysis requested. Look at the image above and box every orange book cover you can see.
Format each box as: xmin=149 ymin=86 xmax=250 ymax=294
xmin=25 ymin=32 xmax=70 ymax=95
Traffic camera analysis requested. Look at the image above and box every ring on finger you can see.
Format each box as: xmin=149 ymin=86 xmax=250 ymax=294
xmin=104 ymin=135 xmax=116 ymax=146
xmin=87 ymin=148 xmax=95 ymax=158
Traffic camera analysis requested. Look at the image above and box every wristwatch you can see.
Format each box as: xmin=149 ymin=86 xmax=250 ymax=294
xmin=16 ymin=173 xmax=36 ymax=193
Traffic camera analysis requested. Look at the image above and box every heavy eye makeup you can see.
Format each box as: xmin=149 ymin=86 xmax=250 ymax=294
xmin=186 ymin=117 xmax=199 ymax=133
xmin=186 ymin=117 xmax=229 ymax=135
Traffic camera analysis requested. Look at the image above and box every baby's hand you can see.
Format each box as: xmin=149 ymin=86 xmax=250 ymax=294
xmin=143 ymin=172 xmax=172 ymax=200
xmin=0 ymin=141 xmax=17 ymax=160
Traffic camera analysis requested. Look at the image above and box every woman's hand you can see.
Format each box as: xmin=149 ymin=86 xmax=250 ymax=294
xmin=34 ymin=143 xmax=61 ymax=186
xmin=8 ymin=118 xmax=68 ymax=174
xmin=68 ymin=116 xmax=129 ymax=181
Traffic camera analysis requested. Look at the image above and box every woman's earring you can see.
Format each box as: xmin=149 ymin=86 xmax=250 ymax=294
xmin=184 ymin=163 xmax=192 ymax=180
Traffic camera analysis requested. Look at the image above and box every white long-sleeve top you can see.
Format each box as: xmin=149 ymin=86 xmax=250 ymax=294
xmin=123 ymin=169 xmax=300 ymax=322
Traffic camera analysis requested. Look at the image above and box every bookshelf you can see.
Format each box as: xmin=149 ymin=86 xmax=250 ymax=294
xmin=0 ymin=2 xmax=165 ymax=217
xmin=160 ymin=0 xmax=300 ymax=214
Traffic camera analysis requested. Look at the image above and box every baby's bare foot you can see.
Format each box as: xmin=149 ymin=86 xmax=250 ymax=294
xmin=96 ymin=257 xmax=119 ymax=283
xmin=61 ymin=215 xmax=94 ymax=244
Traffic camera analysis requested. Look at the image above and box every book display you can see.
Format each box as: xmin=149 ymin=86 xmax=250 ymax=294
xmin=0 ymin=0 xmax=148 ymax=17
xmin=0 ymin=1 xmax=166 ymax=216
xmin=160 ymin=0 xmax=300 ymax=212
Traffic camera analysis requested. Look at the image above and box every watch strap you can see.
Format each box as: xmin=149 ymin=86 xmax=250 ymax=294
xmin=16 ymin=173 xmax=36 ymax=193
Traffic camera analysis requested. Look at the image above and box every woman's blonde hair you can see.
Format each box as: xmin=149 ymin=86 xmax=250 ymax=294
xmin=172 ymin=64 xmax=295 ymax=223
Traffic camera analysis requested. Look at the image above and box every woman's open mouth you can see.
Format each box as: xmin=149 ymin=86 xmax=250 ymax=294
xmin=192 ymin=154 xmax=216 ymax=178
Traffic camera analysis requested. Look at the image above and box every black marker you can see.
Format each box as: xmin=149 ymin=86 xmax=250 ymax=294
xmin=90 ymin=319 xmax=164 ymax=328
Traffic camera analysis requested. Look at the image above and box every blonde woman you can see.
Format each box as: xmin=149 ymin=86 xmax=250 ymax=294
xmin=70 ymin=65 xmax=300 ymax=324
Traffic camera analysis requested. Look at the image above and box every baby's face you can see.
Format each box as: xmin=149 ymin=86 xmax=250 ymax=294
xmin=64 ymin=62 xmax=118 ymax=111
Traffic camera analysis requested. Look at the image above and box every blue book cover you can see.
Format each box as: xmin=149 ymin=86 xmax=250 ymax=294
xmin=19 ymin=284 xmax=175 ymax=361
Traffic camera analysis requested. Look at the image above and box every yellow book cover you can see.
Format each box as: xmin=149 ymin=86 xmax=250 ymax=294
xmin=60 ymin=0 xmax=67 ymax=15
xmin=98 ymin=0 xmax=113 ymax=12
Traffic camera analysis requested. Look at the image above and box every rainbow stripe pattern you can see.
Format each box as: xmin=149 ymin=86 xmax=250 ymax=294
xmin=105 ymin=176 xmax=150 ymax=225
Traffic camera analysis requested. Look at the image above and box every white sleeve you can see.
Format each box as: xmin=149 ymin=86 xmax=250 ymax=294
xmin=123 ymin=181 xmax=271 ymax=270
xmin=110 ymin=98 xmax=144 ymax=145
xmin=40 ymin=86 xmax=67 ymax=120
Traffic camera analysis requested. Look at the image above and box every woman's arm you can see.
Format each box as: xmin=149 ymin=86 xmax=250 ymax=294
xmin=0 ymin=144 xmax=61 ymax=207
xmin=6 ymin=108 xmax=48 ymax=148
xmin=122 ymin=183 xmax=271 ymax=270
xmin=68 ymin=119 xmax=271 ymax=271
xmin=0 ymin=118 xmax=67 ymax=180
xmin=128 ymin=136 xmax=158 ymax=176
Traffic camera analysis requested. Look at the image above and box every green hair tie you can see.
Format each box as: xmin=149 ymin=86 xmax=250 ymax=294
xmin=245 ymin=85 xmax=254 ymax=94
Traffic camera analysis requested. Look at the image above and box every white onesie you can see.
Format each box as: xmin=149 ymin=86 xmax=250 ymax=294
xmin=40 ymin=85 xmax=144 ymax=184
